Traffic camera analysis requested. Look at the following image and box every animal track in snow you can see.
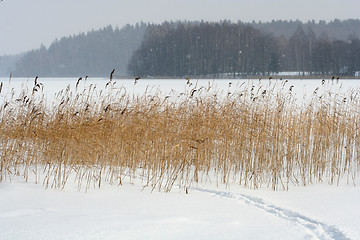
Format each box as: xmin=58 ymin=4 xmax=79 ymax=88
xmin=193 ymin=187 xmax=350 ymax=240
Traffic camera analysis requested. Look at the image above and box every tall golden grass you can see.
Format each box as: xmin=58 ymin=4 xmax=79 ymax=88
xmin=0 ymin=78 xmax=359 ymax=191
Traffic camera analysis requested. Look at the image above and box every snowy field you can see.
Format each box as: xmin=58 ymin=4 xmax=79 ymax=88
xmin=1 ymin=77 xmax=360 ymax=240
xmin=1 ymin=176 xmax=359 ymax=240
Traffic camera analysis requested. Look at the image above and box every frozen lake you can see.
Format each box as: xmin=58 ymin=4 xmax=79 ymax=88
xmin=1 ymin=77 xmax=359 ymax=104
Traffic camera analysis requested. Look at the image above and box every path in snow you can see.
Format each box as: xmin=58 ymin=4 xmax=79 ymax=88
xmin=193 ymin=187 xmax=350 ymax=240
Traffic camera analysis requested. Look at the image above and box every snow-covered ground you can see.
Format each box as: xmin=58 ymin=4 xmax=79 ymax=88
xmin=1 ymin=176 xmax=359 ymax=240
xmin=1 ymin=78 xmax=360 ymax=240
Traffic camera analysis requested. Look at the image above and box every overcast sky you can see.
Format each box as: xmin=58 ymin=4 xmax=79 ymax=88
xmin=0 ymin=0 xmax=359 ymax=55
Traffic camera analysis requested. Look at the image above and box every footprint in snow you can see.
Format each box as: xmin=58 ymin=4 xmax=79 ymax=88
xmin=192 ymin=187 xmax=350 ymax=240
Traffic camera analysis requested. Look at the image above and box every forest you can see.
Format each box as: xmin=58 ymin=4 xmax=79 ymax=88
xmin=13 ymin=24 xmax=147 ymax=77
xmin=129 ymin=20 xmax=360 ymax=77
xmin=4 ymin=19 xmax=360 ymax=78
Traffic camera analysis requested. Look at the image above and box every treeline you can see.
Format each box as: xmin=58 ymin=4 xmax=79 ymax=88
xmin=5 ymin=19 xmax=360 ymax=77
xmin=250 ymin=19 xmax=360 ymax=40
xmin=280 ymin=26 xmax=360 ymax=75
xmin=14 ymin=24 xmax=146 ymax=77
xmin=128 ymin=21 xmax=279 ymax=77
xmin=128 ymin=21 xmax=360 ymax=77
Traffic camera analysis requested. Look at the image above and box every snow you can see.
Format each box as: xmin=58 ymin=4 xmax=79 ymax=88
xmin=1 ymin=77 xmax=358 ymax=102
xmin=0 ymin=176 xmax=359 ymax=240
xmin=1 ymin=77 xmax=360 ymax=240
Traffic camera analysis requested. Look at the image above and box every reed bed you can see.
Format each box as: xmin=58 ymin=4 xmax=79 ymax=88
xmin=0 ymin=78 xmax=359 ymax=191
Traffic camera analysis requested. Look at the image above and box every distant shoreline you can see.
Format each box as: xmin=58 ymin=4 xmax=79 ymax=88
xmin=115 ymin=75 xmax=360 ymax=80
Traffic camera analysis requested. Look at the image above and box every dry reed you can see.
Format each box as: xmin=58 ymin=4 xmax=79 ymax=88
xmin=0 ymin=78 xmax=359 ymax=192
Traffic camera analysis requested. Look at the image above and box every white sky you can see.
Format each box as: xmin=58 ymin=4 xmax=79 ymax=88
xmin=0 ymin=0 xmax=359 ymax=55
